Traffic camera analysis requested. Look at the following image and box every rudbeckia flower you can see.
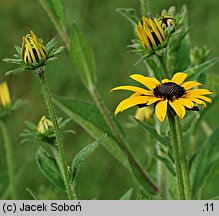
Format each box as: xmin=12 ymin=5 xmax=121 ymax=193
xmin=111 ymin=72 xmax=213 ymax=122
xmin=36 ymin=115 xmax=54 ymax=134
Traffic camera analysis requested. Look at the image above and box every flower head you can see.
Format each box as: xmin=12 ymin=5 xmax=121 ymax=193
xmin=21 ymin=31 xmax=48 ymax=66
xmin=0 ymin=82 xmax=11 ymax=107
xmin=136 ymin=16 xmax=166 ymax=51
xmin=36 ymin=115 xmax=54 ymax=134
xmin=3 ymin=31 xmax=64 ymax=75
xmin=111 ymin=72 xmax=213 ymax=122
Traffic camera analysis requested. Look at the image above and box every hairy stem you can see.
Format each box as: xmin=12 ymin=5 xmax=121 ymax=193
xmin=38 ymin=68 xmax=74 ymax=200
xmin=0 ymin=120 xmax=17 ymax=199
xmin=159 ymin=55 xmax=170 ymax=79
xmin=167 ymin=111 xmax=185 ymax=199
xmin=175 ymin=117 xmax=191 ymax=200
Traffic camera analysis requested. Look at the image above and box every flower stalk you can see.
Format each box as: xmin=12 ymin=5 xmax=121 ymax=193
xmin=167 ymin=111 xmax=185 ymax=199
xmin=38 ymin=67 xmax=74 ymax=200
xmin=0 ymin=120 xmax=17 ymax=199
xmin=175 ymin=117 xmax=191 ymax=199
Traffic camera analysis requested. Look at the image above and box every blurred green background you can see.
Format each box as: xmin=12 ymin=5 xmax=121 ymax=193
xmin=0 ymin=0 xmax=218 ymax=199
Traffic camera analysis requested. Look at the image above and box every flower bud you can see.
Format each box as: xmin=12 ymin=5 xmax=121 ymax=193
xmin=158 ymin=15 xmax=176 ymax=30
xmin=0 ymin=82 xmax=11 ymax=107
xmin=36 ymin=115 xmax=53 ymax=134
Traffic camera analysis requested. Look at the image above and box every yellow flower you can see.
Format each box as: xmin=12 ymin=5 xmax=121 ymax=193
xmin=136 ymin=16 xmax=166 ymax=50
xmin=158 ymin=15 xmax=176 ymax=30
xmin=111 ymin=72 xmax=213 ymax=122
xmin=135 ymin=107 xmax=153 ymax=122
xmin=0 ymin=82 xmax=11 ymax=107
xmin=36 ymin=116 xmax=53 ymax=134
xmin=21 ymin=31 xmax=48 ymax=65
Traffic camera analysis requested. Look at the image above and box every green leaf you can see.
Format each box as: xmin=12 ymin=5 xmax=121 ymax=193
xmin=47 ymin=0 xmax=66 ymax=27
xmin=36 ymin=146 xmax=65 ymax=190
xmin=186 ymin=57 xmax=219 ymax=79
xmin=168 ymin=27 xmax=191 ymax=53
xmin=192 ymin=129 xmax=219 ymax=198
xmin=154 ymin=155 xmax=175 ymax=176
xmin=26 ymin=188 xmax=41 ymax=200
xmin=72 ymin=134 xmax=106 ymax=181
xmin=192 ymin=95 xmax=219 ymax=135
xmin=54 ymin=96 xmax=129 ymax=169
xmin=70 ymin=23 xmax=96 ymax=89
xmin=116 ymin=8 xmax=139 ymax=26
xmin=119 ymin=188 xmax=133 ymax=200
xmin=5 ymin=67 xmax=25 ymax=76
xmin=131 ymin=117 xmax=171 ymax=146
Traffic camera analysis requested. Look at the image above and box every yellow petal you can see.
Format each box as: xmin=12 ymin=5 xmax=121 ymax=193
xmin=181 ymin=81 xmax=202 ymax=90
xmin=130 ymin=74 xmax=160 ymax=90
xmin=136 ymin=25 xmax=152 ymax=50
xmin=149 ymin=19 xmax=163 ymax=44
xmin=186 ymin=89 xmax=213 ymax=95
xmin=171 ymin=72 xmax=187 ymax=85
xmin=147 ymin=97 xmax=162 ymax=105
xmin=111 ymin=85 xmax=152 ymax=95
xmin=154 ymin=18 xmax=165 ymax=40
xmin=185 ymin=97 xmax=207 ymax=108
xmin=161 ymin=79 xmax=170 ymax=83
xmin=169 ymin=100 xmax=186 ymax=119
xmin=196 ymin=95 xmax=212 ymax=103
xmin=114 ymin=96 xmax=151 ymax=115
xmin=176 ymin=98 xmax=194 ymax=108
xmin=155 ymin=99 xmax=168 ymax=122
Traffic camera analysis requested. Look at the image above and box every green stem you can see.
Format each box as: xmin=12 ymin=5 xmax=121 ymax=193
xmin=159 ymin=55 xmax=170 ymax=79
xmin=175 ymin=117 xmax=191 ymax=200
xmin=167 ymin=111 xmax=185 ymax=199
xmin=37 ymin=0 xmax=70 ymax=49
xmin=38 ymin=68 xmax=74 ymax=200
xmin=139 ymin=0 xmax=150 ymax=15
xmin=0 ymin=120 xmax=17 ymax=199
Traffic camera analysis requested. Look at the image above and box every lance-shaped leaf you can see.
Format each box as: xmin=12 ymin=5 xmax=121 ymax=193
xmin=72 ymin=134 xmax=106 ymax=181
xmin=131 ymin=117 xmax=171 ymax=146
xmin=70 ymin=23 xmax=96 ymax=90
xmin=47 ymin=0 xmax=66 ymax=27
xmin=119 ymin=188 xmax=133 ymax=200
xmin=116 ymin=8 xmax=139 ymax=26
xmin=36 ymin=146 xmax=65 ymax=190
xmin=192 ymin=129 xmax=219 ymax=198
